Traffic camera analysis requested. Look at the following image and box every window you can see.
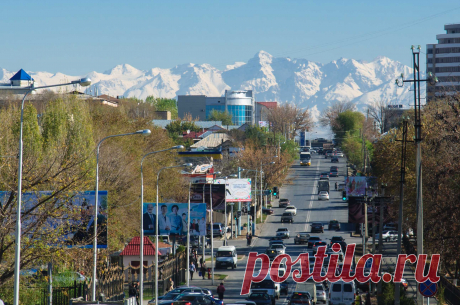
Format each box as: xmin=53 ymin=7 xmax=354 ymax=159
xmin=332 ymin=284 xmax=342 ymax=292
xmin=344 ymin=284 xmax=353 ymax=292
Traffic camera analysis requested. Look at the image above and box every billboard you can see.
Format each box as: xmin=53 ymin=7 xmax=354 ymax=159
xmin=300 ymin=130 xmax=306 ymax=147
xmin=345 ymin=176 xmax=379 ymax=197
xmin=190 ymin=183 xmax=226 ymax=210
xmin=0 ymin=190 xmax=108 ymax=248
xmin=259 ymin=121 xmax=269 ymax=128
xmin=143 ymin=202 xmax=207 ymax=236
xmin=224 ymin=179 xmax=251 ymax=202
xmin=348 ymin=196 xmax=391 ymax=224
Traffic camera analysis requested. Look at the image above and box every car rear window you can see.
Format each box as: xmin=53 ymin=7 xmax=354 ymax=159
xmin=292 ymin=293 xmax=310 ymax=300
xmin=282 ymin=213 xmax=292 ymax=216
xmin=344 ymin=284 xmax=353 ymax=292
xmin=332 ymin=284 xmax=342 ymax=292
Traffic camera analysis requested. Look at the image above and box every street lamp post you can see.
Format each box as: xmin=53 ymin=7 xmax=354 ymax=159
xmin=155 ymin=163 xmax=192 ymax=305
xmin=13 ymin=77 xmax=91 ymax=305
xmin=140 ymin=146 xmax=184 ymax=302
xmin=92 ymin=129 xmax=151 ymax=300
xmin=209 ymin=171 xmax=221 ymax=285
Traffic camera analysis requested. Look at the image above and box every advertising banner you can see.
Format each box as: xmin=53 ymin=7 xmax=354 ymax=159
xmin=224 ymin=178 xmax=251 ymax=202
xmin=143 ymin=202 xmax=207 ymax=236
xmin=348 ymin=196 xmax=391 ymax=224
xmin=190 ymin=183 xmax=226 ymax=210
xmin=345 ymin=176 xmax=379 ymax=197
xmin=0 ymin=190 xmax=108 ymax=248
xmin=259 ymin=121 xmax=269 ymax=127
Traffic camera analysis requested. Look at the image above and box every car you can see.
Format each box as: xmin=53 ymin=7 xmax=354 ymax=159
xmin=316 ymin=283 xmax=327 ymax=304
xmin=336 ymin=151 xmax=344 ymax=158
xmin=285 ymin=206 xmax=297 ymax=215
xmin=330 ymin=236 xmax=344 ymax=244
xmin=325 ymin=248 xmax=344 ymax=262
xmin=276 ymin=228 xmax=290 ymax=239
xmin=207 ymin=223 xmax=224 ymax=237
xmin=375 ymin=230 xmax=399 ymax=242
xmin=319 ymin=172 xmax=329 ymax=179
xmin=330 ymin=166 xmax=338 ymax=171
xmin=287 ymin=291 xmax=312 ymax=305
xmin=326 ymin=150 xmax=334 ymax=158
xmin=279 ymin=199 xmax=290 ymax=208
xmin=262 ymin=207 xmax=274 ymax=215
xmin=270 ymin=243 xmax=286 ymax=255
xmin=311 ymin=223 xmax=324 ymax=233
xmin=317 ymin=148 xmax=324 ymax=154
xmin=151 ymin=287 xmax=210 ymax=304
xmin=281 ymin=212 xmax=294 ymax=223
xmin=307 ymin=236 xmax=321 ymax=248
xmin=265 ymin=249 xmax=278 ymax=260
xmin=280 ymin=281 xmax=289 ymax=295
xmin=401 ymin=278 xmax=408 ymax=291
xmin=329 ymin=220 xmax=340 ymax=230
xmin=318 ymin=191 xmax=329 ymax=200
xmin=294 ymin=232 xmax=311 ymax=245
xmin=312 ymin=241 xmax=328 ymax=254
xmin=329 ymin=169 xmax=339 ymax=177
xmin=164 ymin=292 xmax=223 ymax=305
xmin=226 ymin=302 xmax=257 ymax=305
xmin=269 ymin=236 xmax=284 ymax=246
xmin=331 ymin=157 xmax=339 ymax=163
xmin=246 ymin=292 xmax=273 ymax=305
xmin=270 ymin=240 xmax=285 ymax=248
xmin=300 ymin=159 xmax=312 ymax=166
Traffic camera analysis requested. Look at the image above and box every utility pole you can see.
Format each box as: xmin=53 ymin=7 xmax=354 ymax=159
xmin=392 ymin=118 xmax=411 ymax=305
xmin=377 ymin=184 xmax=387 ymax=295
xmin=396 ymin=45 xmax=437 ymax=305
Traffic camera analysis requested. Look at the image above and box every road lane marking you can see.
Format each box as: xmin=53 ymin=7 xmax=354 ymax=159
xmin=304 ymin=158 xmax=321 ymax=232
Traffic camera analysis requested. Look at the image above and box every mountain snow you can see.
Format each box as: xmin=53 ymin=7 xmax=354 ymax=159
xmin=0 ymin=51 xmax=421 ymax=113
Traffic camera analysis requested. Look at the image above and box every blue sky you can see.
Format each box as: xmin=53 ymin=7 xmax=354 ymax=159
xmin=1 ymin=0 xmax=460 ymax=75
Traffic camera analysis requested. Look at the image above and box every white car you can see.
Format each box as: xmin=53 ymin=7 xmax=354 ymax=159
xmin=336 ymin=152 xmax=344 ymax=157
xmin=318 ymin=191 xmax=329 ymax=200
xmin=284 ymin=206 xmax=297 ymax=215
xmin=270 ymin=243 xmax=286 ymax=255
xmin=375 ymin=230 xmax=400 ymax=242
xmin=276 ymin=228 xmax=290 ymax=239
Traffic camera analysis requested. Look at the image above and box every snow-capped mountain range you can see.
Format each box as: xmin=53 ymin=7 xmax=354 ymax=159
xmin=0 ymin=51 xmax=421 ymax=117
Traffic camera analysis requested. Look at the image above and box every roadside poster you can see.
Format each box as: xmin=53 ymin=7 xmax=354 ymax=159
xmin=224 ymin=179 xmax=252 ymax=202
xmin=142 ymin=202 xmax=207 ymax=236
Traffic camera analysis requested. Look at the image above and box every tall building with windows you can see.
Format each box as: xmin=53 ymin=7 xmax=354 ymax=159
xmin=427 ymin=23 xmax=460 ymax=101
xmin=178 ymin=90 xmax=255 ymax=125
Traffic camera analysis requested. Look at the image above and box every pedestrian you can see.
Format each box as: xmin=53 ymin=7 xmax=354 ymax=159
xmin=217 ymin=282 xmax=225 ymax=300
xmin=134 ymin=282 xmax=140 ymax=305
xmin=169 ymin=278 xmax=174 ymax=292
xmin=335 ymin=182 xmax=338 ymax=190
xmin=246 ymin=233 xmax=250 ymax=246
xmin=355 ymin=293 xmax=361 ymax=305
xmin=201 ymin=262 xmax=206 ymax=279
xmin=249 ymin=233 xmax=253 ymax=245
xmin=365 ymin=293 xmax=371 ymax=305
xmin=200 ymin=256 xmax=204 ymax=268
xmin=189 ymin=261 xmax=196 ymax=280
xmin=128 ymin=282 xmax=137 ymax=298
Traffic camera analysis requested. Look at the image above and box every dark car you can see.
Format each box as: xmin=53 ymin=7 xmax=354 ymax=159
xmin=331 ymin=157 xmax=339 ymax=163
xmin=330 ymin=236 xmax=345 ymax=244
xmin=247 ymin=292 xmax=273 ymax=305
xmin=330 ymin=166 xmax=338 ymax=171
xmin=311 ymin=223 xmax=324 ymax=233
xmin=312 ymin=241 xmax=328 ymax=254
xmin=262 ymin=207 xmax=274 ymax=215
xmin=329 ymin=220 xmax=340 ymax=230
xmin=266 ymin=249 xmax=278 ymax=260
xmin=279 ymin=199 xmax=290 ymax=208
xmin=169 ymin=293 xmax=223 ymax=305
xmin=319 ymin=172 xmax=329 ymax=179
xmin=281 ymin=212 xmax=294 ymax=223
xmin=153 ymin=288 xmax=212 ymax=304
xmin=329 ymin=169 xmax=339 ymax=177
xmin=307 ymin=236 xmax=321 ymax=248
xmin=288 ymin=292 xmax=312 ymax=305
xmin=294 ymin=232 xmax=311 ymax=245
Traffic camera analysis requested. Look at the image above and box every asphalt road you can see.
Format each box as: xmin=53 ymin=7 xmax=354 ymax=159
xmin=166 ymin=153 xmax=361 ymax=305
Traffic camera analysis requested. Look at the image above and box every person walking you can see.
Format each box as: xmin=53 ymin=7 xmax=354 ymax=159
xmin=128 ymin=282 xmax=137 ymax=298
xmin=217 ymin=282 xmax=225 ymax=300
xmin=335 ymin=182 xmax=338 ymax=190
xmin=201 ymin=262 xmax=206 ymax=279
xmin=200 ymin=256 xmax=204 ymax=269
xmin=169 ymin=278 xmax=175 ymax=292
xmin=246 ymin=233 xmax=250 ymax=246
xmin=189 ymin=261 xmax=196 ymax=280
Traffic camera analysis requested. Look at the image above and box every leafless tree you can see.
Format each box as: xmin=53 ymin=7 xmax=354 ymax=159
xmin=366 ymin=100 xmax=401 ymax=134
xmin=319 ymin=101 xmax=356 ymax=128
xmin=267 ymin=103 xmax=313 ymax=138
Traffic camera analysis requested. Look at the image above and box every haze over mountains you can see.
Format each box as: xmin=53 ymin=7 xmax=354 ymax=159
xmin=0 ymin=51 xmax=421 ymax=117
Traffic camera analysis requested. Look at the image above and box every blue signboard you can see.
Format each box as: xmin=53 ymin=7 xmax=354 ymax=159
xmin=300 ymin=131 xmax=306 ymax=147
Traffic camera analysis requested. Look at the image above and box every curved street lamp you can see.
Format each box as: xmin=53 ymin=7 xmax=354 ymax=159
xmin=154 ymin=163 xmax=193 ymax=305
xmin=13 ymin=77 xmax=92 ymax=305
xmin=139 ymin=145 xmax=184 ymax=302
xmin=91 ymin=129 xmax=151 ymax=300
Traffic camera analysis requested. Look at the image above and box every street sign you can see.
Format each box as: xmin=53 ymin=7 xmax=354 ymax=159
xmin=365 ymin=258 xmax=373 ymax=270
xmin=418 ymin=279 xmax=438 ymax=297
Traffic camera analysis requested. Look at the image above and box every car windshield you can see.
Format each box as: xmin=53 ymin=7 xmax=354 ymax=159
xmin=251 ymin=280 xmax=275 ymax=289
xmin=272 ymin=244 xmax=283 ymax=249
xmin=278 ymin=228 xmax=288 ymax=231
xmin=309 ymin=237 xmax=321 ymax=241
xmin=300 ymin=233 xmax=309 ymax=237
xmin=286 ymin=206 xmax=295 ymax=209
xmin=312 ymin=223 xmax=322 ymax=226
xmin=217 ymin=251 xmax=232 ymax=257
xmin=320 ymin=192 xmax=328 ymax=195
xmin=249 ymin=293 xmax=270 ymax=300
xmin=282 ymin=213 xmax=292 ymax=216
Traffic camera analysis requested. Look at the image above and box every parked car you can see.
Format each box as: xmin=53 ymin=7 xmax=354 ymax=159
xmin=281 ymin=212 xmax=294 ymax=223
xmin=262 ymin=207 xmax=274 ymax=215
xmin=318 ymin=191 xmax=329 ymax=200
xmin=307 ymin=236 xmax=321 ymax=248
xmin=329 ymin=220 xmax=340 ymax=230
xmin=311 ymin=223 xmax=324 ymax=233
xmin=284 ymin=206 xmax=297 ymax=215
xmin=331 ymin=157 xmax=339 ymax=163
xmin=276 ymin=228 xmax=290 ymax=239
xmin=279 ymin=199 xmax=290 ymax=208
xmin=294 ymin=232 xmax=311 ymax=245
xmin=207 ymin=223 xmax=224 ymax=237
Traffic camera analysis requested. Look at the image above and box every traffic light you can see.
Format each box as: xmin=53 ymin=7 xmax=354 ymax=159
xmin=342 ymin=190 xmax=347 ymax=201
xmin=273 ymin=187 xmax=278 ymax=196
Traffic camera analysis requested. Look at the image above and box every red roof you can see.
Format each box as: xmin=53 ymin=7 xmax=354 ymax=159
xmin=257 ymin=102 xmax=278 ymax=109
xmin=182 ymin=131 xmax=205 ymax=139
xmin=120 ymin=236 xmax=167 ymax=256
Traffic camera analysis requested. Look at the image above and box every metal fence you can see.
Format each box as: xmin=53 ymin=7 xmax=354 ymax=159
xmin=440 ymin=276 xmax=460 ymax=305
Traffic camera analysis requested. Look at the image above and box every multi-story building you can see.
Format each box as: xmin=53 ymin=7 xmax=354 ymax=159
xmin=427 ymin=23 xmax=460 ymax=101
xmin=178 ymin=90 xmax=277 ymax=126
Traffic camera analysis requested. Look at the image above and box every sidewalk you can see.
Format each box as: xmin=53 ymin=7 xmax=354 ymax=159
xmin=378 ymin=240 xmax=438 ymax=304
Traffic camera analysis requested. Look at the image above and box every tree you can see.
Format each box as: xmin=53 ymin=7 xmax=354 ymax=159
xmin=146 ymin=96 xmax=178 ymax=119
xmin=267 ymin=103 xmax=313 ymax=138
xmin=165 ymin=118 xmax=201 ymax=135
xmin=207 ymin=110 xmax=233 ymax=126
xmin=319 ymin=101 xmax=356 ymax=128
xmin=332 ymin=110 xmax=365 ymax=141
xmin=366 ymin=100 xmax=405 ymax=134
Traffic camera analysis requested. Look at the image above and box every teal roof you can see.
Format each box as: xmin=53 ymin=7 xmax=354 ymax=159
xmin=10 ymin=69 xmax=34 ymax=81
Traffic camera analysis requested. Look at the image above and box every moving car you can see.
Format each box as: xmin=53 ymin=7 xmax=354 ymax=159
xmin=311 ymin=223 xmax=324 ymax=233
xmin=319 ymin=172 xmax=330 ymax=179
xmin=265 ymin=249 xmax=278 ymax=260
xmin=316 ymin=283 xmax=328 ymax=304
xmin=151 ymin=287 xmax=211 ymax=304
xmin=300 ymin=159 xmax=311 ymax=166
xmin=279 ymin=199 xmax=291 ymax=208
xmin=331 ymin=157 xmax=339 ymax=163
xmin=163 ymin=292 xmax=223 ymax=305
xmin=285 ymin=206 xmax=297 ymax=215
xmin=246 ymin=292 xmax=273 ymax=305
xmin=270 ymin=243 xmax=286 ymax=255
xmin=330 ymin=236 xmax=344 ymax=244
xmin=336 ymin=151 xmax=344 ymax=157
xmin=329 ymin=280 xmax=356 ymax=305
xmin=262 ymin=207 xmax=274 ymax=215
xmin=287 ymin=292 xmax=312 ymax=305
xmin=207 ymin=223 xmax=224 ymax=237
xmin=374 ymin=230 xmax=399 ymax=242
xmin=329 ymin=220 xmax=340 ymax=230
xmin=294 ymin=232 xmax=311 ymax=245
xmin=312 ymin=241 xmax=328 ymax=254
xmin=329 ymin=169 xmax=339 ymax=177
xmin=276 ymin=228 xmax=290 ymax=239
xmin=268 ymin=237 xmax=284 ymax=246
xmin=307 ymin=236 xmax=321 ymax=248
xmin=215 ymin=246 xmax=238 ymax=269
xmin=318 ymin=191 xmax=329 ymax=200
xmin=281 ymin=212 xmax=294 ymax=223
